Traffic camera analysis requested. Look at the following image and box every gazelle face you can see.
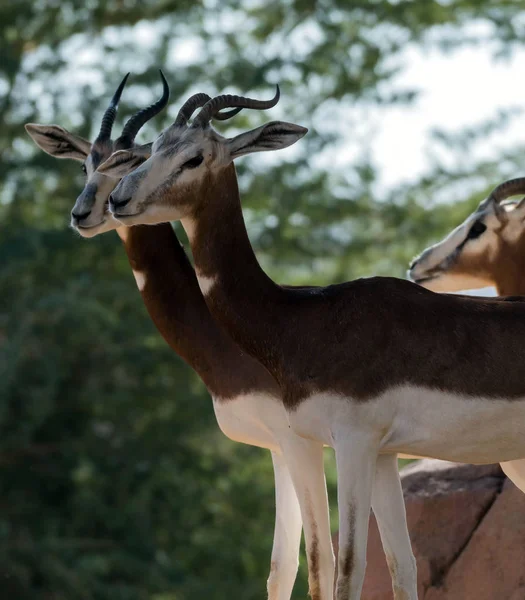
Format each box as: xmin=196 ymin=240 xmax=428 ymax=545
xmin=408 ymin=199 xmax=524 ymax=292
xmin=99 ymin=119 xmax=307 ymax=226
xmin=71 ymin=142 xmax=123 ymax=237
xmin=102 ymin=125 xmax=222 ymax=225
xmin=24 ymin=125 xmax=127 ymax=238
xmin=25 ymin=71 xmax=169 ymax=238
xmin=70 ymin=142 xmax=152 ymax=237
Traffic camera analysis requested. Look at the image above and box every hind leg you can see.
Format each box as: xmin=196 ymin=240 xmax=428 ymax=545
xmin=372 ymin=454 xmax=417 ymax=600
xmin=500 ymin=459 xmax=525 ymax=493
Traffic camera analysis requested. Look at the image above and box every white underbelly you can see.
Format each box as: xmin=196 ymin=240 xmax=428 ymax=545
xmin=212 ymin=393 xmax=290 ymax=452
xmin=288 ymin=386 xmax=525 ymax=464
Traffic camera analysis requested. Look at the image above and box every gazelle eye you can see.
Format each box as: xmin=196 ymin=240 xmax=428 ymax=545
xmin=81 ymin=163 xmax=87 ymax=174
xmin=467 ymin=221 xmax=486 ymax=240
xmin=182 ymin=154 xmax=203 ymax=169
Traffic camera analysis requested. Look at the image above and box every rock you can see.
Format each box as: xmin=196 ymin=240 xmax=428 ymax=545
xmin=334 ymin=459 xmax=525 ymax=599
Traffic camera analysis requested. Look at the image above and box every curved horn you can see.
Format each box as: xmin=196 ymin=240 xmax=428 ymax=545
xmin=486 ymin=178 xmax=525 ymax=205
xmin=95 ymin=73 xmax=130 ymax=143
xmin=116 ymin=70 xmax=170 ymax=149
xmin=192 ymin=85 xmax=280 ymax=129
xmin=174 ymin=93 xmax=243 ymax=128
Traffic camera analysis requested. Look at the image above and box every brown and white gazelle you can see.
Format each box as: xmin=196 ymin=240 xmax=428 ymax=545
xmin=100 ymin=88 xmax=525 ymax=600
xmin=26 ymin=78 xmax=340 ymax=600
xmin=27 ymin=79 xmax=425 ymax=600
xmin=408 ymin=179 xmax=525 ymax=296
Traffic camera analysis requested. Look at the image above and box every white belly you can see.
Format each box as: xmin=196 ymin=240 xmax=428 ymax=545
xmin=212 ymin=393 xmax=291 ymax=452
xmin=288 ymin=386 xmax=525 ymax=464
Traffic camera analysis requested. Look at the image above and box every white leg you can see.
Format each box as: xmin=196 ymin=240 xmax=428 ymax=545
xmin=267 ymin=451 xmax=303 ymax=600
xmin=281 ymin=437 xmax=335 ymax=600
xmin=371 ymin=454 xmax=417 ymax=600
xmin=500 ymin=459 xmax=525 ymax=493
xmin=334 ymin=435 xmax=377 ymax=600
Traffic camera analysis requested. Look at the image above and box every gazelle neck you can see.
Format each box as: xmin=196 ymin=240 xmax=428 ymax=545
xmin=182 ymin=165 xmax=291 ymax=380
xmin=115 ymin=224 xmax=277 ymax=399
xmin=492 ymin=234 xmax=525 ymax=296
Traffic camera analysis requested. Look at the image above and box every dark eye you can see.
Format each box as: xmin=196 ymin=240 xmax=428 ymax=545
xmin=81 ymin=163 xmax=87 ymax=174
xmin=467 ymin=221 xmax=486 ymax=240
xmin=182 ymin=155 xmax=203 ymax=169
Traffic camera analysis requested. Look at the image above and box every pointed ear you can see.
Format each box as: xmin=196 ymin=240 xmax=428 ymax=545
xmin=25 ymin=123 xmax=91 ymax=161
xmin=226 ymin=121 xmax=308 ymax=159
xmin=97 ymin=143 xmax=152 ymax=179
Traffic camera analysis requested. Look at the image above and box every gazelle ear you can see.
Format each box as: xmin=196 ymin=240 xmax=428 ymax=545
xmin=226 ymin=121 xmax=308 ymax=159
xmin=24 ymin=123 xmax=91 ymax=161
xmin=97 ymin=143 xmax=152 ymax=179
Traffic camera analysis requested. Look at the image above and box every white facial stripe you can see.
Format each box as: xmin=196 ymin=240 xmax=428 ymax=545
xmin=424 ymin=218 xmax=473 ymax=266
xmin=410 ymin=207 xmax=490 ymax=282
xmin=85 ymin=153 xmax=95 ymax=176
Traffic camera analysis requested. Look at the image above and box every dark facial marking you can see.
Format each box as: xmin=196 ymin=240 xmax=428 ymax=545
xmin=182 ymin=154 xmax=204 ymax=169
xmin=466 ymin=220 xmax=487 ymax=240
xmin=89 ymin=148 xmax=104 ymax=171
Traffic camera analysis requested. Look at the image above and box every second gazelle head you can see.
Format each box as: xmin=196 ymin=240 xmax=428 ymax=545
xmin=25 ymin=71 xmax=169 ymax=237
xmin=98 ymin=88 xmax=307 ymax=225
xmin=408 ymin=178 xmax=525 ymax=293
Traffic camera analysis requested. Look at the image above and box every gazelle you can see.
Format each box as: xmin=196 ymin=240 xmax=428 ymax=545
xmin=100 ymin=88 xmax=525 ymax=600
xmin=26 ymin=76 xmax=337 ymax=600
xmin=408 ymin=180 xmax=525 ymax=296
xmin=26 ymin=78 xmax=423 ymax=600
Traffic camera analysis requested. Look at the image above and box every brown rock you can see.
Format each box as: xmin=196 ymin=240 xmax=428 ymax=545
xmin=334 ymin=459 xmax=525 ymax=599
xmin=424 ymin=479 xmax=525 ymax=599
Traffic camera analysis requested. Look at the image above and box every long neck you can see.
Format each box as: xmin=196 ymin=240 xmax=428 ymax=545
xmin=182 ymin=166 xmax=291 ymax=380
xmin=492 ymin=234 xmax=525 ymax=296
xmin=115 ymin=224 xmax=277 ymax=399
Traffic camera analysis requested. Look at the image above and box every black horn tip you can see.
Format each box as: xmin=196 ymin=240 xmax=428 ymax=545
xmin=214 ymin=106 xmax=243 ymax=121
xmin=110 ymin=72 xmax=131 ymax=108
xmin=158 ymin=69 xmax=170 ymax=98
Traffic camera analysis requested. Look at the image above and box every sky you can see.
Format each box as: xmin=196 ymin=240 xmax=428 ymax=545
xmin=359 ymin=41 xmax=525 ymax=191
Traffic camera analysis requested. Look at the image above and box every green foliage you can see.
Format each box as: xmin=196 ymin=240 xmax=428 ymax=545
xmin=2 ymin=1 xmax=525 ymax=598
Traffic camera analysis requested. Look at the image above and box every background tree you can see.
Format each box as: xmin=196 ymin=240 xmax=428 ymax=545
xmin=2 ymin=1 xmax=525 ymax=598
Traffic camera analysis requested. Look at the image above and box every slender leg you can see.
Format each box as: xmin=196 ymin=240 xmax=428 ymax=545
xmin=500 ymin=459 xmax=525 ymax=493
xmin=267 ymin=451 xmax=303 ymax=600
xmin=281 ymin=436 xmax=335 ymax=600
xmin=371 ymin=454 xmax=417 ymax=600
xmin=334 ymin=435 xmax=377 ymax=600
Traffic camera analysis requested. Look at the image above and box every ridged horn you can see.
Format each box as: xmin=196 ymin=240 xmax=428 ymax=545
xmin=95 ymin=73 xmax=130 ymax=143
xmin=191 ymin=85 xmax=280 ymax=129
xmin=115 ymin=70 xmax=170 ymax=149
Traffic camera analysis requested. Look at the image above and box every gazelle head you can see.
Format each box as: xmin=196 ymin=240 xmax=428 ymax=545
xmin=25 ymin=71 xmax=169 ymax=237
xmin=98 ymin=87 xmax=307 ymax=226
xmin=408 ymin=178 xmax=525 ymax=292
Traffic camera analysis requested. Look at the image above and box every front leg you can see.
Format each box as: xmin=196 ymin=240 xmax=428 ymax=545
xmin=267 ymin=451 xmax=303 ymax=600
xmin=281 ymin=437 xmax=335 ymax=600
xmin=334 ymin=435 xmax=377 ymax=600
xmin=371 ymin=454 xmax=417 ymax=600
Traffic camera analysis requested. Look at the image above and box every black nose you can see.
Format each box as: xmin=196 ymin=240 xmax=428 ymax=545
xmin=109 ymin=193 xmax=131 ymax=211
xmin=71 ymin=209 xmax=91 ymax=223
